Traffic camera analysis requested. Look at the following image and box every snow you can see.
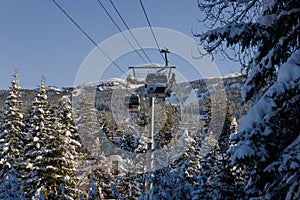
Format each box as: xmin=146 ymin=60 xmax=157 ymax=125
xmin=184 ymin=89 xmax=198 ymax=105
xmin=46 ymin=166 xmax=57 ymax=170
xmin=177 ymin=129 xmax=196 ymax=151
xmin=238 ymin=95 xmax=275 ymax=131
xmin=256 ymin=14 xmax=276 ymax=27
xmin=33 ymin=137 xmax=39 ymax=142
xmin=287 ymin=173 xmax=297 ymax=184
xmin=278 ymin=135 xmax=300 ymax=172
xmin=46 ymin=86 xmax=63 ymax=92
xmin=76 ymin=77 xmax=144 ymax=92
xmin=2 ymin=145 xmax=9 ymax=153
xmin=98 ymin=78 xmax=143 ymax=90
xmin=27 ymin=163 xmax=33 ymax=169
xmin=65 ymin=130 xmax=71 ymax=137
xmin=134 ymin=63 xmax=165 ymax=68
xmin=71 ymin=88 xmax=81 ymax=97
xmin=238 ymin=0 xmax=251 ymax=3
xmin=230 ymin=117 xmax=238 ymax=130
xmin=239 ymin=50 xmax=300 ymax=131
xmin=278 ymin=50 xmax=300 ymax=83
xmin=230 ymin=141 xmax=255 ymax=163
xmin=223 ymin=72 xmax=242 ymax=79
xmin=165 ymin=92 xmax=179 ymax=105
xmin=36 ymin=155 xmax=43 ymax=160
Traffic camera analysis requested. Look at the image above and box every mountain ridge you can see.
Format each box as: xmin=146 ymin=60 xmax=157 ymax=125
xmin=0 ymin=73 xmax=247 ymax=120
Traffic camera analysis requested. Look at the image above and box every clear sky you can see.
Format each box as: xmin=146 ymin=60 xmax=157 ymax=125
xmin=0 ymin=0 xmax=240 ymax=89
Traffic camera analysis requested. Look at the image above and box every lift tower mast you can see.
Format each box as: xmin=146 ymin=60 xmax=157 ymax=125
xmin=160 ymin=48 xmax=170 ymax=67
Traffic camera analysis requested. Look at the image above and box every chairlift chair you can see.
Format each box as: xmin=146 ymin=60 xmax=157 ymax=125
xmin=145 ymin=73 xmax=169 ymax=98
xmin=124 ymin=94 xmax=140 ymax=113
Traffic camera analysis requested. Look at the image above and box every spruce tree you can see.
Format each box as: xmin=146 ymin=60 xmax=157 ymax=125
xmin=74 ymin=88 xmax=100 ymax=158
xmin=56 ymin=95 xmax=82 ymax=199
xmin=143 ymin=167 xmax=173 ymax=200
xmin=78 ymin=160 xmax=114 ymax=199
xmin=156 ymin=104 xmax=174 ymax=149
xmin=170 ymin=130 xmax=201 ymax=200
xmin=23 ymin=78 xmax=53 ymax=198
xmin=114 ymin=171 xmax=144 ymax=199
xmin=213 ymin=103 xmax=237 ymax=199
xmin=0 ymin=70 xmax=26 ymax=199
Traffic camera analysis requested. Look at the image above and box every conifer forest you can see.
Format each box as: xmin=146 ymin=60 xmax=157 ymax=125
xmin=0 ymin=0 xmax=299 ymax=199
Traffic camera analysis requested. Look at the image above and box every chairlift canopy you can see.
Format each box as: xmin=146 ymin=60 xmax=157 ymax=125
xmin=146 ymin=73 xmax=168 ymax=84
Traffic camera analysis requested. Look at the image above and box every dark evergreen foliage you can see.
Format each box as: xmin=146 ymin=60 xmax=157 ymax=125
xmin=197 ymin=0 xmax=300 ymax=199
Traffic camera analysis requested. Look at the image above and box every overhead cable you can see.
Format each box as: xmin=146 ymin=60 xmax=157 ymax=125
xmin=96 ymin=0 xmax=148 ymax=63
xmin=139 ymin=0 xmax=166 ymax=62
xmin=51 ymin=0 xmax=126 ymax=74
xmin=109 ymin=0 xmax=153 ymax=63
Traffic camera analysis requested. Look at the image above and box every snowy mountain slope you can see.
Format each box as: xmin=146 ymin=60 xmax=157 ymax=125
xmin=0 ymin=73 xmax=247 ymax=119
xmin=79 ymin=78 xmax=143 ymax=91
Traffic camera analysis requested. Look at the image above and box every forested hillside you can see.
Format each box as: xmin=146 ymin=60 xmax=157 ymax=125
xmin=0 ymin=72 xmax=247 ymax=199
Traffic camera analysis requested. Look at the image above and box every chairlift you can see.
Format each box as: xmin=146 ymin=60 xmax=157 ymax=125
xmin=145 ymin=73 xmax=169 ymax=98
xmin=126 ymin=74 xmax=144 ymax=85
xmin=127 ymin=65 xmax=176 ymax=98
xmin=124 ymin=94 xmax=140 ymax=113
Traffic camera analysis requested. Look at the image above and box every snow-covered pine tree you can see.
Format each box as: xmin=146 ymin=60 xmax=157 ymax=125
xmin=197 ymin=150 xmax=218 ymax=199
xmin=169 ymin=130 xmax=201 ymax=200
xmin=0 ymin=70 xmax=26 ymax=199
xmin=56 ymin=95 xmax=82 ymax=199
xmin=196 ymin=107 xmax=241 ymax=199
xmin=156 ymin=104 xmax=174 ymax=149
xmin=142 ymin=130 xmax=199 ymax=200
xmin=23 ymin=78 xmax=55 ymax=198
xmin=114 ymin=171 xmax=145 ymax=199
xmin=80 ymin=160 xmax=114 ymax=199
xmin=74 ymin=88 xmax=100 ymax=159
xmin=141 ymin=166 xmax=174 ymax=200
xmin=197 ymin=0 xmax=300 ymax=199
xmin=194 ymin=103 xmax=236 ymax=199
xmin=212 ymin=102 xmax=238 ymax=199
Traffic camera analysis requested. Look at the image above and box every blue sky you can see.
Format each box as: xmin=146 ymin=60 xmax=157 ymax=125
xmin=0 ymin=0 xmax=240 ymax=89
